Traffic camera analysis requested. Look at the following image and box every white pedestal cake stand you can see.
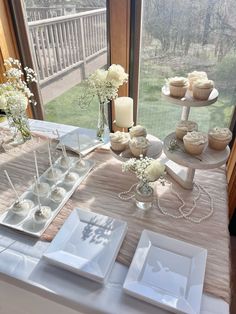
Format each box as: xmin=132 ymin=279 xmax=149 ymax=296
xmin=161 ymin=86 xmax=229 ymax=189
xmin=163 ymin=132 xmax=230 ymax=189
xmin=161 ymin=85 xmax=219 ymax=120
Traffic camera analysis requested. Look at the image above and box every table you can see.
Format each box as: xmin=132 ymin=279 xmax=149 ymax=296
xmin=0 ymin=119 xmax=230 ymax=314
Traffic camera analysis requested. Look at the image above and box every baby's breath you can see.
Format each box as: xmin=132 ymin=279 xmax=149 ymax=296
xmin=1 ymin=58 xmax=37 ymax=107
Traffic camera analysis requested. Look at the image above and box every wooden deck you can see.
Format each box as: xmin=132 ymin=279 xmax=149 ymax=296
xmin=27 ymin=8 xmax=107 ymax=103
xmin=41 ymin=51 xmax=107 ymax=103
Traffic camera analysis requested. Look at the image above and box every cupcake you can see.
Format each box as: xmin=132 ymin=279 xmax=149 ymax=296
xmin=168 ymin=77 xmax=189 ymax=98
xmin=187 ymin=71 xmax=208 ymax=90
xmin=208 ymin=127 xmax=232 ymax=151
xmin=110 ymin=131 xmax=129 ymax=152
xmin=192 ymin=79 xmax=214 ymax=100
xmin=129 ymin=125 xmax=147 ymax=138
xmin=176 ymin=120 xmax=198 ymax=140
xmin=129 ymin=136 xmax=149 ymax=157
xmin=183 ymin=131 xmax=208 ymax=155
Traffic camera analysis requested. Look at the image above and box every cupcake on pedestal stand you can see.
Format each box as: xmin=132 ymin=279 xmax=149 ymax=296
xmin=110 ymin=97 xmax=163 ymax=161
xmin=162 ymin=77 xmax=230 ymax=189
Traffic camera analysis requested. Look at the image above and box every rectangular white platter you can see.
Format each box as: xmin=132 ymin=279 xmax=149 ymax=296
xmin=0 ymin=157 xmax=95 ymax=237
xmin=57 ymin=128 xmax=102 ymax=156
xmin=123 ymin=230 xmax=207 ymax=314
xmin=43 ymin=208 xmax=127 ymax=283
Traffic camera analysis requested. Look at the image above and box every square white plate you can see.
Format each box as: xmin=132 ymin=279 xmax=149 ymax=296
xmin=123 ymin=230 xmax=207 ymax=314
xmin=57 ymin=128 xmax=102 ymax=156
xmin=43 ymin=208 xmax=127 ymax=283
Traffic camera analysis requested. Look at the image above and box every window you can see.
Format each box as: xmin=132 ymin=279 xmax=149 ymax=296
xmin=20 ymin=0 xmax=108 ymax=127
xmin=137 ymin=0 xmax=236 ymax=140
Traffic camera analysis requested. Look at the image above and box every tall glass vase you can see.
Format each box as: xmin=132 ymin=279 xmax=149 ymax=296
xmin=6 ymin=109 xmax=31 ymax=144
xmin=97 ymin=101 xmax=110 ymax=142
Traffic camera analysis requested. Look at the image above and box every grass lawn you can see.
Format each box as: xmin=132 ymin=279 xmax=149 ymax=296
xmin=44 ymin=61 xmax=235 ymax=140
xmin=44 ymin=83 xmax=99 ymax=129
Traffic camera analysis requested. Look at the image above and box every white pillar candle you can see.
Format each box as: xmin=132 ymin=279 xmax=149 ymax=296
xmin=114 ymin=97 xmax=133 ymax=128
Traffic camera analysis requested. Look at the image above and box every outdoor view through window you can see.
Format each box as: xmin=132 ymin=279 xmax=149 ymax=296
xmin=138 ymin=0 xmax=236 ymax=139
xmin=24 ymin=0 xmax=107 ymax=128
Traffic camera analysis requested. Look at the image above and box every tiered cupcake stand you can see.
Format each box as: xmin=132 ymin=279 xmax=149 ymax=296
xmin=161 ymin=86 xmax=230 ymax=189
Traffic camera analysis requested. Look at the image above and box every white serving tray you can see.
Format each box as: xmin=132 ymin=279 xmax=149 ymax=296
xmin=0 ymin=158 xmax=95 ymax=237
xmin=43 ymin=208 xmax=127 ymax=283
xmin=123 ymin=230 xmax=207 ymax=314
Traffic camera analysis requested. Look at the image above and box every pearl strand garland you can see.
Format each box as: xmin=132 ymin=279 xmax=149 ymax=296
xmin=118 ymin=183 xmax=137 ymax=201
xmin=156 ymin=182 xmax=214 ymax=223
xmin=118 ymin=181 xmax=214 ymax=223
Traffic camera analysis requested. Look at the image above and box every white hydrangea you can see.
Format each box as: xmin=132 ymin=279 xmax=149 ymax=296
xmin=106 ymin=64 xmax=128 ymax=88
xmin=87 ymin=64 xmax=128 ymax=105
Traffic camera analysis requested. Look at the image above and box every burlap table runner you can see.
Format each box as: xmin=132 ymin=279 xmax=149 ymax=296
xmin=0 ymin=129 xmax=230 ymax=304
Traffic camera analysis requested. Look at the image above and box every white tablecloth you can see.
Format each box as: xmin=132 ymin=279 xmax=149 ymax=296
xmin=0 ymin=119 xmax=229 ymax=314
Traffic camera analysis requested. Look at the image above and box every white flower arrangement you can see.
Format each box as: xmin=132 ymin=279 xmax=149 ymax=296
xmin=0 ymin=58 xmax=37 ymax=141
xmin=0 ymin=57 xmax=37 ymax=112
xmin=87 ymin=64 xmax=128 ymax=104
xmin=122 ymin=156 xmax=165 ymax=184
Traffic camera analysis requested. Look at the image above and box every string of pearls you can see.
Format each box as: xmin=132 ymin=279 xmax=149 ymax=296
xmin=118 ymin=183 xmax=137 ymax=201
xmin=118 ymin=181 xmax=214 ymax=223
xmin=155 ymin=182 xmax=214 ymax=223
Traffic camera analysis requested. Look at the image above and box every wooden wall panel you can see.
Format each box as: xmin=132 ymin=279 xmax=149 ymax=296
xmin=0 ymin=0 xmax=33 ymax=117
xmin=109 ymin=0 xmax=131 ymax=131
xmin=0 ymin=0 xmax=19 ymax=82
xmin=227 ymin=138 xmax=236 ymax=219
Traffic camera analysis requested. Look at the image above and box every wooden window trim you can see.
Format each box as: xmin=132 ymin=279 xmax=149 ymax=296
xmin=0 ymin=0 xmax=19 ymax=77
xmin=108 ymin=0 xmax=131 ymax=131
xmin=8 ymin=0 xmax=44 ymax=119
xmin=0 ymin=0 xmax=33 ymax=117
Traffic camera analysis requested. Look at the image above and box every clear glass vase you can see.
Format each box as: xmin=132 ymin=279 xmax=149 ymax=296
xmin=6 ymin=109 xmax=31 ymax=144
xmin=97 ymin=101 xmax=110 ymax=142
xmin=135 ymin=181 xmax=154 ymax=210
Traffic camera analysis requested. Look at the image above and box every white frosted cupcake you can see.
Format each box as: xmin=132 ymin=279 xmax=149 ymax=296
xmin=129 ymin=136 xmax=149 ymax=157
xmin=168 ymin=77 xmax=189 ymax=98
xmin=129 ymin=125 xmax=147 ymax=138
xmin=110 ymin=131 xmax=129 ymax=152
xmin=208 ymin=127 xmax=232 ymax=151
xmin=192 ymin=79 xmax=214 ymax=100
xmin=176 ymin=120 xmax=198 ymax=140
xmin=187 ymin=71 xmax=208 ymax=90
xmin=183 ymin=131 xmax=208 ymax=155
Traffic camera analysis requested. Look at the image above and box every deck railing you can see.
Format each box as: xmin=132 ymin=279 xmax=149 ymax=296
xmin=28 ymin=8 xmax=107 ymax=84
xmin=27 ymin=7 xmax=64 ymax=21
